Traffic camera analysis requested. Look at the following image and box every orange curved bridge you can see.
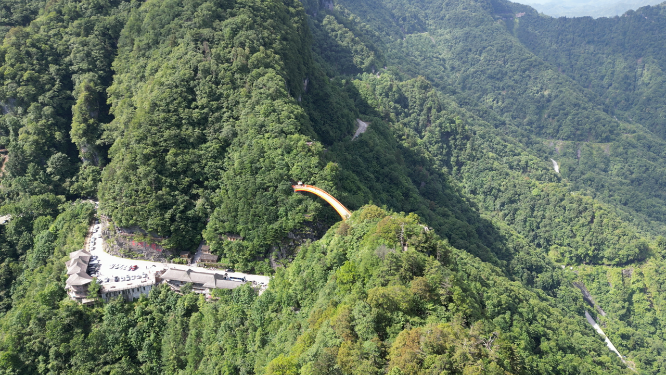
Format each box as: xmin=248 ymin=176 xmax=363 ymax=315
xmin=292 ymin=184 xmax=351 ymax=220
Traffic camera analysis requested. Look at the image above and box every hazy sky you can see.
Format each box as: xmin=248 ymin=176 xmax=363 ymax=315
xmin=514 ymin=0 xmax=664 ymax=17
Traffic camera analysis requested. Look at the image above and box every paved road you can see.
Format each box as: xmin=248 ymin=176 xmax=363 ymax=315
xmin=352 ymin=119 xmax=369 ymax=140
xmin=87 ymin=223 xmax=270 ymax=288
xmin=584 ymin=311 xmax=635 ymax=371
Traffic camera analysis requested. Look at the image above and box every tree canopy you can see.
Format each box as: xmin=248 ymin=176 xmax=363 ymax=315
xmin=1 ymin=0 xmax=666 ymax=372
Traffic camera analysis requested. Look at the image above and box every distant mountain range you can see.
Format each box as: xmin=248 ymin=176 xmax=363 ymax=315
xmin=517 ymin=0 xmax=664 ymax=17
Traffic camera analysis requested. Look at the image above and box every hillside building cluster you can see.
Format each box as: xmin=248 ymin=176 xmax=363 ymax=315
xmin=65 ymin=247 xmax=246 ymax=304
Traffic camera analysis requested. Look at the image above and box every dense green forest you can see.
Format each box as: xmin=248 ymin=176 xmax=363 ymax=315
xmin=1 ymin=0 xmax=666 ymax=373
xmin=0 ymin=205 xmax=632 ymax=374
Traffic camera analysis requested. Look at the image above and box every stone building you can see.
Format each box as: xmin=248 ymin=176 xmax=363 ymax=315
xmin=198 ymin=253 xmax=219 ymax=263
xmin=159 ymin=268 xmax=244 ymax=295
xmin=101 ymin=277 xmax=156 ymax=302
xmin=197 ymin=243 xmax=219 ymax=263
xmin=65 ymin=249 xmax=93 ymax=303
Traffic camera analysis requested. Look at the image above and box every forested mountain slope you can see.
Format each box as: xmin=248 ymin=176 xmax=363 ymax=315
xmin=518 ymin=0 xmax=663 ymax=18
xmin=516 ymin=6 xmax=666 ymax=137
xmin=0 ymin=205 xmax=633 ymax=374
xmin=520 ymin=0 xmax=662 ymax=18
xmin=0 ymin=0 xmax=665 ymax=373
xmin=304 ymin=0 xmax=666 ymax=371
xmin=325 ymin=0 xmax=666 ymax=233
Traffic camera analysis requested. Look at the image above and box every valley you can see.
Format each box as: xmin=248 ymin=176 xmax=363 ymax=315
xmin=0 ymin=0 xmax=666 ymax=373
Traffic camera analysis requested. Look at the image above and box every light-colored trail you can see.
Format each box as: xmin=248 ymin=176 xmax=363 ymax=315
xmin=352 ymin=119 xmax=369 ymax=140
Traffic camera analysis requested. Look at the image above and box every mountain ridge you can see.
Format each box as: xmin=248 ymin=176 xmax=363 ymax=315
xmin=0 ymin=0 xmax=665 ymax=373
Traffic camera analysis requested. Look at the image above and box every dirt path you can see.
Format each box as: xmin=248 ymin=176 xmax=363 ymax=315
xmin=0 ymin=149 xmax=8 ymax=177
xmin=352 ymin=119 xmax=370 ymax=140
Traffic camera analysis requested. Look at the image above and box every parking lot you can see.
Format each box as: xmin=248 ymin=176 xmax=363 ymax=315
xmin=86 ymin=222 xmax=270 ymax=289
xmin=87 ymin=223 xmax=168 ymax=285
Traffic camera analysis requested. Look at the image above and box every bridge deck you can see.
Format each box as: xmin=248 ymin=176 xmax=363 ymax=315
xmin=293 ymin=184 xmax=351 ymax=220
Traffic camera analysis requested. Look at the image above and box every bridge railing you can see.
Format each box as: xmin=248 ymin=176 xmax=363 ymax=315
xmin=292 ymin=184 xmax=351 ymax=220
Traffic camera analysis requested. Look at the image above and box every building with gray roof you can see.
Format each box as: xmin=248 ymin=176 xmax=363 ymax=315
xmin=159 ymin=268 xmax=244 ymax=294
xmin=65 ymin=249 xmax=93 ymax=304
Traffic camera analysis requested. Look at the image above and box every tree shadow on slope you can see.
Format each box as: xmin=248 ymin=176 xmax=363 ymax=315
xmin=317 ymin=78 xmax=561 ymax=293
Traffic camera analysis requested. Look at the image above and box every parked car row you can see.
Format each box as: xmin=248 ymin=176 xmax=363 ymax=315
xmin=87 ymin=263 xmax=101 ymax=277
xmin=110 ymin=264 xmax=139 ymax=271
xmin=89 ymin=236 xmax=99 ymax=250
xmin=97 ymin=273 xmax=148 ymax=284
